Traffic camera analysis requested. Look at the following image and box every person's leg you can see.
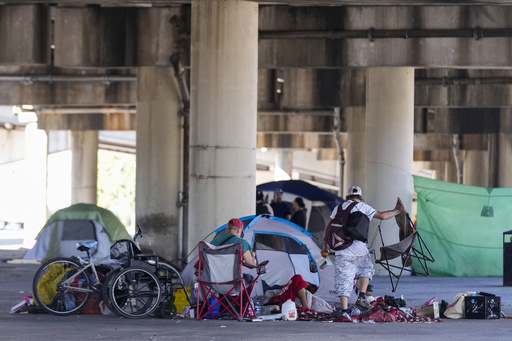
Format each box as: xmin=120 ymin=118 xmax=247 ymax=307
xmin=340 ymin=295 xmax=349 ymax=310
xmin=297 ymin=288 xmax=308 ymax=308
xmin=334 ymin=255 xmax=357 ymax=311
xmin=354 ymin=254 xmax=375 ymax=309
xmin=274 ymin=274 xmax=309 ymax=307
xmin=358 ymin=277 xmax=370 ymax=299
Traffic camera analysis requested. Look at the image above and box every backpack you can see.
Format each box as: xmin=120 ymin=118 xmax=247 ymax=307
xmin=256 ymin=202 xmax=270 ymax=215
xmin=324 ymin=201 xmax=358 ymax=251
xmin=344 ymin=211 xmax=370 ymax=243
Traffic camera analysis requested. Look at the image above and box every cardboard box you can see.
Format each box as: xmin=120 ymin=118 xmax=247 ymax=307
xmin=415 ymin=301 xmax=439 ymax=318
xmin=464 ymin=295 xmax=501 ymax=319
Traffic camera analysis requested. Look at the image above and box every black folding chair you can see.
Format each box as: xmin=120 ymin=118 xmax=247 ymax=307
xmin=371 ymin=208 xmax=435 ymax=292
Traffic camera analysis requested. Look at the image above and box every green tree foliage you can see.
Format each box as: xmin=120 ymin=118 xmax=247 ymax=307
xmin=97 ymin=150 xmax=135 ymax=227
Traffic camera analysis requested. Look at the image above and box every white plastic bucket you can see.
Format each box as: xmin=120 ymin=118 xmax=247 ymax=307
xmin=281 ymin=299 xmax=297 ymax=321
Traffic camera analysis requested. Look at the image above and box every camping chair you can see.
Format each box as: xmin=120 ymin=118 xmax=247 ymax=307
xmin=371 ymin=208 xmax=435 ymax=292
xmin=196 ymin=241 xmax=268 ymax=321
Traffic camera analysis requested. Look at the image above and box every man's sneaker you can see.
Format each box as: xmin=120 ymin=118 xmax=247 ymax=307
xmin=341 ymin=311 xmax=352 ymax=321
xmin=355 ymin=297 xmax=372 ymax=310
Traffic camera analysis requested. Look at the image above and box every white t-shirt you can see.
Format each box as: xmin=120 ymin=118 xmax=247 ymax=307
xmin=330 ymin=200 xmax=377 ymax=256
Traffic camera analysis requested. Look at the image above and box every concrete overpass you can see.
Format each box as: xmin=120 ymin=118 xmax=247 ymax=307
xmin=1 ymin=1 xmax=511 ymax=267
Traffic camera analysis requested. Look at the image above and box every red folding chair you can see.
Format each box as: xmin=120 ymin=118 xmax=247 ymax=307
xmin=196 ymin=241 xmax=268 ymax=321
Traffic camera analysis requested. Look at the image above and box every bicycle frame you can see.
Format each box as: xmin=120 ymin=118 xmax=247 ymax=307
xmin=60 ymin=254 xmax=110 ymax=294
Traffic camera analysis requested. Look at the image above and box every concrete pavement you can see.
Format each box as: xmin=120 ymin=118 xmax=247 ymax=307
xmin=1 ymin=247 xmax=512 ymax=341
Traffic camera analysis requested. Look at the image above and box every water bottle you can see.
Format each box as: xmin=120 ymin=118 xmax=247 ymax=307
xmin=248 ymin=300 xmax=255 ymax=317
xmin=254 ymin=301 xmax=262 ymax=317
xmin=191 ymin=280 xmax=198 ymax=300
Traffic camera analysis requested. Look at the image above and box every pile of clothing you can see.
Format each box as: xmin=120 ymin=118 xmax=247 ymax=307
xmin=296 ymin=296 xmax=443 ymax=323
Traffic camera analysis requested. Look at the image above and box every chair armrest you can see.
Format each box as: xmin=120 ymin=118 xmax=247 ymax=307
xmin=243 ymin=260 xmax=269 ymax=275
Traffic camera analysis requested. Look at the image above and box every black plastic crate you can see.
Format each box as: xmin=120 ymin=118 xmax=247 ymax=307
xmin=464 ymin=295 xmax=501 ymax=319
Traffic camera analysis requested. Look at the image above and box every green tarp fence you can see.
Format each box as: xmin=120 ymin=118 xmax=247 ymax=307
xmin=414 ymin=176 xmax=512 ymax=277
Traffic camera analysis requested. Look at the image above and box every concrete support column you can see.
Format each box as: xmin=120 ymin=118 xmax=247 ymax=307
xmin=274 ymin=151 xmax=293 ymax=180
xmin=365 ymin=67 xmax=414 ymax=276
xmin=498 ymin=109 xmax=512 ymax=187
xmin=71 ymin=130 xmax=98 ymax=204
xmin=499 ymin=134 xmax=512 ymax=187
xmin=136 ymin=66 xmax=183 ymax=264
xmin=23 ymin=123 xmax=48 ymax=245
xmin=426 ymin=161 xmax=453 ymax=183
xmin=463 ymin=149 xmax=489 ymax=187
xmin=188 ymin=0 xmax=258 ymax=256
xmin=346 ymin=106 xmax=366 ymax=193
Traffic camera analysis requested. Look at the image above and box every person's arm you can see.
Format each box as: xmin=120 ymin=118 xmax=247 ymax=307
xmin=266 ymin=204 xmax=274 ymax=216
xmin=373 ymin=203 xmax=406 ymax=220
xmin=321 ymin=218 xmax=333 ymax=253
xmin=243 ymin=249 xmax=256 ymax=265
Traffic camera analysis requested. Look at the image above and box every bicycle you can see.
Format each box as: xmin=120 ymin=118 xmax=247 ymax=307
xmin=32 ymin=241 xmax=116 ymax=316
xmin=32 ymin=237 xmax=162 ymax=317
xmin=33 ymin=225 xmax=190 ymax=318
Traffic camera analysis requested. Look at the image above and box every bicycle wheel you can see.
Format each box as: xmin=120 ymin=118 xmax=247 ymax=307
xmin=108 ymin=266 xmax=162 ymax=318
xmin=33 ymin=257 xmax=92 ymax=316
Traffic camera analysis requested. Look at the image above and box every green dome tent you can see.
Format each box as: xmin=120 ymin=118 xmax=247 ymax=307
xmin=24 ymin=203 xmax=132 ymax=262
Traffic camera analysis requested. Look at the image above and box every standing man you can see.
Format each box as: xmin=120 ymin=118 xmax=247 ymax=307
xmin=322 ymin=185 xmax=405 ymax=320
xmin=270 ymin=188 xmax=291 ymax=220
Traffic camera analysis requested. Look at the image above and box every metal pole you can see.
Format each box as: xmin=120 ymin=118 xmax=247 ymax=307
xmin=333 ymin=107 xmax=345 ymax=197
xmin=452 ymin=134 xmax=463 ymax=184
xmin=171 ymin=54 xmax=191 ymax=265
xmin=259 ymin=27 xmax=512 ymax=40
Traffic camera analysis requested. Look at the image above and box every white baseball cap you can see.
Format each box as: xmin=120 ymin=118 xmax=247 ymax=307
xmin=347 ymin=185 xmax=363 ymax=197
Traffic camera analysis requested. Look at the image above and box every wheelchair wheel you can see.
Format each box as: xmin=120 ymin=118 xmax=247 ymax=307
xmin=102 ymin=267 xmax=123 ymax=316
xmin=107 ymin=266 xmax=162 ymax=318
xmin=159 ymin=297 xmax=177 ymax=319
xmin=32 ymin=258 xmax=91 ymax=316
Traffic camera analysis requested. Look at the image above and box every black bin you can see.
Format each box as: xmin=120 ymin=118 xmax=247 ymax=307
xmin=503 ymin=230 xmax=512 ymax=286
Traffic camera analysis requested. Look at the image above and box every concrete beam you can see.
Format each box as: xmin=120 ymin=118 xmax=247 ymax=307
xmin=258 ymin=112 xmax=337 ymax=133
xmin=0 ymin=5 xmax=50 ymax=65
xmin=0 ymin=77 xmax=136 ymax=106
xmin=257 ymin=132 xmax=339 ymax=149
xmin=414 ymin=134 xmax=487 ymax=151
xmin=5 ymin=1 xmax=512 ymax=6
xmin=54 ymin=7 xmax=180 ymax=67
xmin=37 ymin=113 xmax=136 ymax=130
xmin=257 ymin=68 xmax=366 ymax=109
xmin=259 ymin=6 xmax=512 ymax=68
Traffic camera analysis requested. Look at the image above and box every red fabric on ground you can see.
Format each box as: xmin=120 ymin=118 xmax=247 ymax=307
xmin=270 ymin=274 xmax=309 ymax=308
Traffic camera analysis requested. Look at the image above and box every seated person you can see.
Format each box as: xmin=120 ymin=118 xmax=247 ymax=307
xmin=258 ymin=274 xmax=333 ymax=314
xmin=267 ymin=274 xmax=309 ymax=309
xmin=210 ymin=218 xmax=256 ymax=265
